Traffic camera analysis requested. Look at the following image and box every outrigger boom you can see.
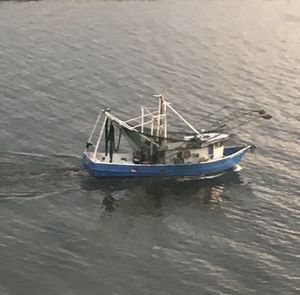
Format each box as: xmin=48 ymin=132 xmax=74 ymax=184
xmin=83 ymin=94 xmax=271 ymax=178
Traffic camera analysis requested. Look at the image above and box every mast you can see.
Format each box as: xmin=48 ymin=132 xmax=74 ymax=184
xmin=154 ymin=94 xmax=167 ymax=140
xmin=150 ymin=115 xmax=154 ymax=155
xmin=153 ymin=94 xmax=201 ymax=138
xmin=141 ymin=106 xmax=144 ymax=133
xmin=85 ymin=111 xmax=102 ymax=152
xmin=163 ymin=99 xmax=167 ymax=139
xmin=93 ymin=115 xmax=108 ymax=159
xmin=156 ymin=96 xmax=162 ymax=137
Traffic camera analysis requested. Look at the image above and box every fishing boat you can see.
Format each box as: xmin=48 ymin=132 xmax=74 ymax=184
xmin=82 ymin=94 xmax=271 ymax=178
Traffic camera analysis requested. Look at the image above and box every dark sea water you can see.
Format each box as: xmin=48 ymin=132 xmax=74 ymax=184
xmin=0 ymin=0 xmax=299 ymax=294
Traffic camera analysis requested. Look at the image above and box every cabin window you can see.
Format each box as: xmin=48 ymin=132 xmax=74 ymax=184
xmin=192 ymin=153 xmax=199 ymax=158
xmin=215 ymin=142 xmax=223 ymax=148
xmin=121 ymin=157 xmax=127 ymax=161
xmin=102 ymin=157 xmax=106 ymax=161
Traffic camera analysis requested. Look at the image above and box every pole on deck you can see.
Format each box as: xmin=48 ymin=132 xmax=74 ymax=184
xmin=141 ymin=106 xmax=144 ymax=134
xmin=85 ymin=112 xmax=102 ymax=152
xmin=93 ymin=115 xmax=108 ymax=159
xmin=156 ymin=96 xmax=162 ymax=137
xmin=163 ymin=101 xmax=167 ymax=139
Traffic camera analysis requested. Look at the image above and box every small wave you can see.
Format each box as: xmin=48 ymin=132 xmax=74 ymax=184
xmin=0 ymin=187 xmax=80 ymax=200
xmin=51 ymin=153 xmax=81 ymax=159
xmin=1 ymin=151 xmax=81 ymax=160
xmin=1 ymin=151 xmax=49 ymax=158
xmin=163 ymin=215 xmax=197 ymax=238
xmin=0 ymin=192 xmax=38 ymax=198
xmin=233 ymin=165 xmax=242 ymax=172
xmin=200 ymin=172 xmax=225 ymax=179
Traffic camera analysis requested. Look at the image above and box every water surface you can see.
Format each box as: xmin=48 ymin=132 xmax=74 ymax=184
xmin=0 ymin=0 xmax=299 ymax=294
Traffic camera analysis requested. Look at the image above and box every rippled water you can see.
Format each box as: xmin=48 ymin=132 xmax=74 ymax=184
xmin=0 ymin=0 xmax=299 ymax=294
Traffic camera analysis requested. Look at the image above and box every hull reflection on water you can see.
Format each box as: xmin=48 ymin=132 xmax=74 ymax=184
xmin=80 ymin=169 xmax=244 ymax=213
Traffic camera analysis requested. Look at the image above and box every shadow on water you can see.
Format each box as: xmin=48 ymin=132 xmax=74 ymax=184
xmin=80 ymin=170 xmax=247 ymax=215
xmin=80 ymin=169 xmax=243 ymax=191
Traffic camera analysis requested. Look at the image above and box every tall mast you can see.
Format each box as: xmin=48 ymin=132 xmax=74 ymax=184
xmin=154 ymin=94 xmax=167 ymax=140
xmin=156 ymin=96 xmax=162 ymax=137
xmin=93 ymin=115 xmax=108 ymax=159
xmin=163 ymin=99 xmax=167 ymax=139
xmin=141 ymin=106 xmax=144 ymax=133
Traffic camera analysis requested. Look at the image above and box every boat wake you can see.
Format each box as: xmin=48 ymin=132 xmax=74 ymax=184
xmin=0 ymin=151 xmax=83 ymax=200
xmin=233 ymin=164 xmax=242 ymax=172
xmin=0 ymin=187 xmax=80 ymax=200
xmin=1 ymin=151 xmax=81 ymax=160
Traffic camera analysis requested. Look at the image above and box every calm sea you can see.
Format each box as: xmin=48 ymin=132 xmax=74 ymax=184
xmin=0 ymin=0 xmax=299 ymax=294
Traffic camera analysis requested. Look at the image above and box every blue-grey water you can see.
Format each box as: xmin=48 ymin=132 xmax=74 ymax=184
xmin=0 ymin=0 xmax=299 ymax=294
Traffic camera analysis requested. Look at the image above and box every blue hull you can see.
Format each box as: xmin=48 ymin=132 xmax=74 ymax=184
xmin=82 ymin=146 xmax=251 ymax=178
